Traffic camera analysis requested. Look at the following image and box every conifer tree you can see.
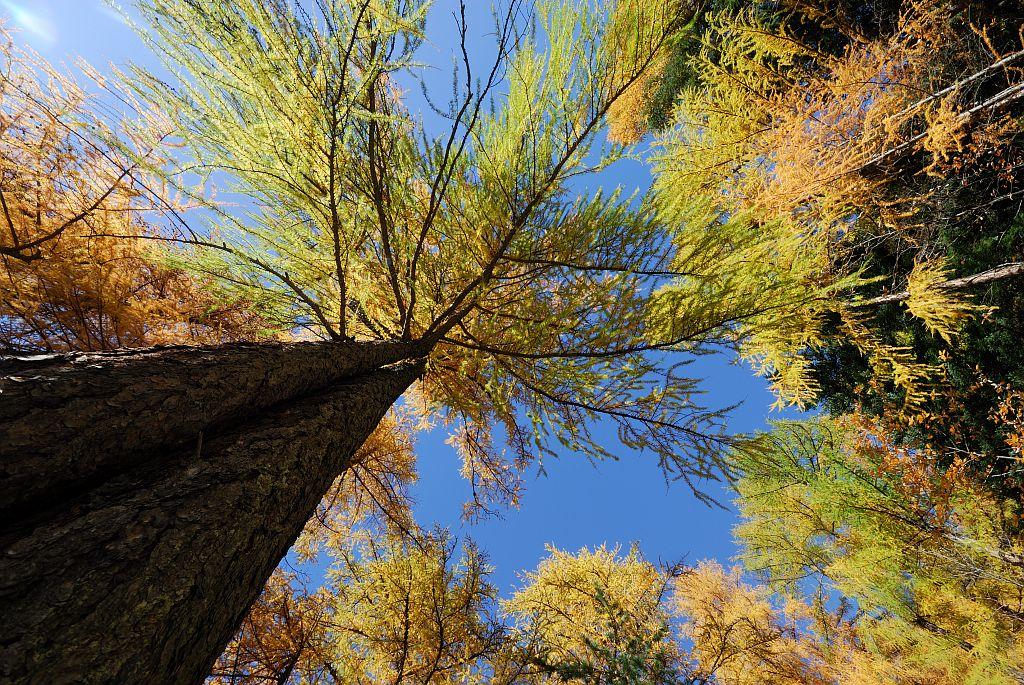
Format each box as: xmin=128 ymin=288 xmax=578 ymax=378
xmin=732 ymin=418 xmax=1024 ymax=683
xmin=0 ymin=26 xmax=263 ymax=352
xmin=0 ymin=1 xmax=743 ymax=682
xmin=503 ymin=545 xmax=680 ymax=683
xmin=214 ymin=542 xmax=685 ymax=684
xmin=218 ymin=531 xmax=1022 ymax=684
xmin=122 ymin=0 xmax=735 ymax=510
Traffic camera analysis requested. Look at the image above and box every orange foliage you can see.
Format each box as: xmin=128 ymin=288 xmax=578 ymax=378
xmin=607 ymin=53 xmax=667 ymax=145
xmin=209 ymin=570 xmax=338 ymax=684
xmin=841 ymin=411 xmax=971 ymax=523
xmin=0 ymin=26 xmax=265 ymax=352
xmin=759 ymin=0 xmax=1024 ymax=234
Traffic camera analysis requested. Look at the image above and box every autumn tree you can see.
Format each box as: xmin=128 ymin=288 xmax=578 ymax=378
xmin=121 ymin=0 xmax=741 ymax=509
xmin=504 ymin=545 xmax=682 ymax=684
xmin=732 ymin=418 xmax=1024 ymax=683
xmin=214 ymin=542 xmax=687 ymax=685
xmin=209 ymin=416 xmax=423 ymax=684
xmin=187 ymin=3 xmax=1024 ymax=683
xmin=219 ymin=525 xmax=1024 ymax=684
xmin=215 ymin=417 xmax=498 ymax=685
xmin=0 ymin=36 xmax=423 ymax=674
xmin=0 ymin=26 xmax=263 ymax=353
xmin=644 ymin=0 xmax=1024 ymax=483
xmin=605 ymin=0 xmax=742 ymax=144
xmin=209 ymin=569 xmax=341 ymax=684
xmin=331 ymin=531 xmax=505 ymax=684
xmin=0 ymin=1 xmax=751 ymax=682
xmin=214 ymin=531 xmax=504 ymax=685
xmin=633 ymin=15 xmax=1024 ymax=680
xmin=673 ymin=560 xmax=846 ymax=685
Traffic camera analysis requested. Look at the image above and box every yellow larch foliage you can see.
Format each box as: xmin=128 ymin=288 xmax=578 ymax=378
xmin=604 ymin=0 xmax=684 ymax=144
xmin=905 ymin=258 xmax=986 ymax=344
xmin=328 ymin=532 xmax=500 ymax=685
xmin=607 ymin=52 xmax=667 ymax=145
xmin=673 ymin=561 xmax=836 ymax=685
xmin=503 ymin=544 xmax=678 ymax=681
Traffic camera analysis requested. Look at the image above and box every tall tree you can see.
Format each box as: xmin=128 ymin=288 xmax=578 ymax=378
xmin=1 ymin=343 xmax=425 ymax=683
xmin=214 ymin=536 xmax=959 ymax=684
xmin=122 ymin=0 xmax=737 ymax=510
xmin=1 ymin=1 xmax=745 ymax=681
xmin=673 ymin=560 xmax=842 ymax=685
xmin=209 ymin=416 xmax=423 ymax=684
xmin=213 ymin=541 xmax=686 ymax=685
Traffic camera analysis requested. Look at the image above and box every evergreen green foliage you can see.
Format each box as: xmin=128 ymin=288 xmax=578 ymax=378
xmin=810 ymin=214 xmax=1024 ymax=488
xmin=641 ymin=0 xmax=746 ymax=132
xmin=524 ymin=590 xmax=678 ymax=684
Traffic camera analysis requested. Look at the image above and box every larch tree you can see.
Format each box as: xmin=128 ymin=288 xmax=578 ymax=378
xmin=0 ymin=1 xmax=750 ymax=682
xmin=119 ymin=0 xmax=742 ymax=511
xmin=208 ymin=568 xmax=341 ymax=684
xmin=213 ymin=530 xmax=505 ymax=685
xmin=673 ymin=560 xmax=842 ymax=685
xmin=610 ymin=5 xmax=1024 ymax=680
xmin=503 ymin=545 xmax=681 ymax=684
xmin=214 ymin=534 xmax=978 ymax=684
xmin=0 ymin=28 xmax=296 ymax=683
xmin=212 ymin=541 xmax=687 ymax=685
xmin=209 ymin=417 xmax=436 ymax=684
xmin=643 ymin=0 xmax=1024 ymax=439
xmin=732 ymin=418 xmax=1024 ymax=683
xmin=326 ymin=531 xmax=503 ymax=685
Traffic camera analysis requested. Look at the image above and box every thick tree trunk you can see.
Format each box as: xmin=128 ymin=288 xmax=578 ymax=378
xmin=0 ymin=342 xmax=425 ymax=684
xmin=0 ymin=339 xmax=422 ymax=529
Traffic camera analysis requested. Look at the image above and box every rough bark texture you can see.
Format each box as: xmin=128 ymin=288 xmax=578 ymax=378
xmin=0 ymin=356 xmax=424 ymax=685
xmin=0 ymin=339 xmax=423 ymax=526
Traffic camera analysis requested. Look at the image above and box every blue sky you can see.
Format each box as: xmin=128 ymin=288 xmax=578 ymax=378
xmin=6 ymin=0 xmax=780 ymax=595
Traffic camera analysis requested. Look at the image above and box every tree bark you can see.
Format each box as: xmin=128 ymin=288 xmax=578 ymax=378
xmin=0 ymin=343 xmax=425 ymax=684
xmin=0 ymin=339 xmax=422 ymax=530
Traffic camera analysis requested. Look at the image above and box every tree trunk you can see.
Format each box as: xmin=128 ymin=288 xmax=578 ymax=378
xmin=0 ymin=339 xmax=422 ymax=530
xmin=0 ymin=342 xmax=425 ymax=684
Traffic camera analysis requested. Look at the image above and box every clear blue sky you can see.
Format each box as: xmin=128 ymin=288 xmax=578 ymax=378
xmin=7 ymin=0 xmax=781 ymax=595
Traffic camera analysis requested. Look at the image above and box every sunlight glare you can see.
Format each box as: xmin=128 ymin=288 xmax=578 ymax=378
xmin=1 ymin=1 xmax=57 ymax=44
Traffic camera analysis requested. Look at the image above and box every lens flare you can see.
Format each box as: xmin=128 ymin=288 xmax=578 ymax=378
xmin=1 ymin=1 xmax=57 ymax=44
